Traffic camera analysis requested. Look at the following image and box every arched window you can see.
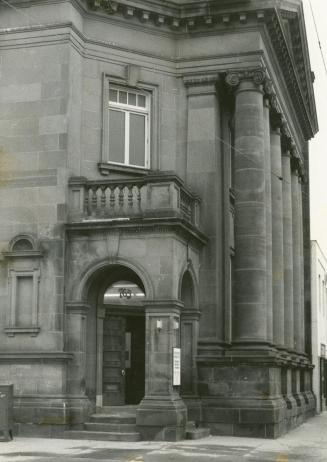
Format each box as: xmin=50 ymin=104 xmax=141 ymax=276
xmin=104 ymin=280 xmax=145 ymax=303
xmin=181 ymin=271 xmax=195 ymax=308
xmin=12 ymin=239 xmax=33 ymax=251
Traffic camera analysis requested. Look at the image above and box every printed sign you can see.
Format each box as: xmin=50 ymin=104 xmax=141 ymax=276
xmin=173 ymin=347 xmax=181 ymax=386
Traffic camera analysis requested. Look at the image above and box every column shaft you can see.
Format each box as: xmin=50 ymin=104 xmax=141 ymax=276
xmin=233 ymin=79 xmax=267 ymax=342
xmin=264 ymin=100 xmax=273 ymax=344
xmin=292 ymin=170 xmax=301 ymax=352
xmin=298 ymin=178 xmax=305 ymax=352
xmin=271 ymin=128 xmax=284 ymax=347
xmin=282 ymin=153 xmax=294 ymax=350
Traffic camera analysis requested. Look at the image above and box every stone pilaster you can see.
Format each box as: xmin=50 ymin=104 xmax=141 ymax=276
xmin=226 ymin=69 xmax=267 ymax=344
xmin=65 ymin=302 xmax=92 ymax=426
xmin=282 ymin=151 xmax=294 ymax=351
xmin=183 ymin=75 xmax=224 ymax=349
xmin=65 ymin=302 xmax=90 ymax=395
xmin=137 ymin=301 xmax=187 ymax=441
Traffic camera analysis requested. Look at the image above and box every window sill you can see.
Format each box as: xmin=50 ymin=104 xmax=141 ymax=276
xmin=98 ymin=162 xmax=150 ymax=177
xmin=4 ymin=327 xmax=40 ymax=337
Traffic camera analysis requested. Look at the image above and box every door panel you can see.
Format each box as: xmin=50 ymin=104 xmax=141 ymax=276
xmin=103 ymin=316 xmax=126 ymax=405
xmin=125 ymin=316 xmax=145 ymax=404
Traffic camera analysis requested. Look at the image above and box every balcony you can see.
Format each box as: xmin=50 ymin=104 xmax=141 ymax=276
xmin=67 ymin=174 xmax=205 ymax=242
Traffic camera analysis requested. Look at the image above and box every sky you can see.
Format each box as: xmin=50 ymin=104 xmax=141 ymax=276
xmin=302 ymin=0 xmax=327 ymax=253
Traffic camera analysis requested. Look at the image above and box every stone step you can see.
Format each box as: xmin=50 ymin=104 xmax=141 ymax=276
xmin=89 ymin=414 xmax=136 ymax=424
xmin=85 ymin=422 xmax=138 ymax=433
xmin=64 ymin=430 xmax=141 ymax=442
xmin=96 ymin=405 xmax=138 ymax=415
xmin=186 ymin=427 xmax=210 ymax=440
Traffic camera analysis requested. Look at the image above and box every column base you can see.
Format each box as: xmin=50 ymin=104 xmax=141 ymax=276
xmin=136 ymin=395 xmax=187 ymax=441
xmin=197 ymin=361 xmax=315 ymax=438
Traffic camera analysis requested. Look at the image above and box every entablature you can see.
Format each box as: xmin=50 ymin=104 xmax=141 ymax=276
xmin=84 ymin=0 xmax=317 ymax=140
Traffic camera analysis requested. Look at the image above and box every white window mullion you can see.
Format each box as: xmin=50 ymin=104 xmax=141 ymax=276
xmin=125 ymin=111 xmax=130 ymax=165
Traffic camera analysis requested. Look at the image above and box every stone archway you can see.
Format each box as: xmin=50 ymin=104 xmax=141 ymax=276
xmin=96 ymin=266 xmax=146 ymax=408
xmin=179 ymin=268 xmax=201 ymax=422
xmin=65 ymin=259 xmax=151 ymax=411
xmin=66 ymin=257 xmax=187 ymax=440
xmin=180 ymin=270 xmax=200 ymax=397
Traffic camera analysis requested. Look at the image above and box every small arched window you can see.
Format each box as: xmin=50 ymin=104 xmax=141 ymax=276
xmin=12 ymin=239 xmax=33 ymax=251
xmin=181 ymin=271 xmax=195 ymax=309
xmin=103 ymin=280 xmax=145 ymax=303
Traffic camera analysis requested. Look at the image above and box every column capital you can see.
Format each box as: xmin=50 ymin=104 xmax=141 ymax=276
xmin=291 ymin=158 xmax=303 ymax=177
xmin=270 ymin=111 xmax=283 ymax=132
xmin=262 ymin=79 xmax=302 ymax=163
xmin=225 ymin=67 xmax=266 ymax=89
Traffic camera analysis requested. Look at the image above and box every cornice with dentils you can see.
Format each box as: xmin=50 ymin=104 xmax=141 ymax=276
xmin=87 ymin=0 xmax=317 ymax=140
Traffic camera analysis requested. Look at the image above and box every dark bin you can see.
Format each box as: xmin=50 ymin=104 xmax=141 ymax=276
xmin=0 ymin=384 xmax=13 ymax=441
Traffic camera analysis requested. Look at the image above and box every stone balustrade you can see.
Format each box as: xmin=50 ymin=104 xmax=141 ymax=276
xmin=68 ymin=174 xmax=200 ymax=227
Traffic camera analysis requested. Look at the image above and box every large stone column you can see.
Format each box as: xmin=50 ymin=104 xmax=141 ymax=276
xmin=298 ymin=176 xmax=305 ymax=353
xmin=271 ymin=126 xmax=285 ymax=348
xmin=264 ymin=99 xmax=273 ymax=344
xmin=226 ymin=70 xmax=267 ymax=343
xmin=282 ymin=151 xmax=294 ymax=351
xmin=137 ymin=301 xmax=187 ymax=441
xmin=291 ymin=167 xmax=301 ymax=352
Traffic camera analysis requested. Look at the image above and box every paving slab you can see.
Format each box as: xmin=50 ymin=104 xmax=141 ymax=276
xmin=1 ymin=413 xmax=327 ymax=462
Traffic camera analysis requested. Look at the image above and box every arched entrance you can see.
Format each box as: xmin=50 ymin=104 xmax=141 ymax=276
xmin=92 ymin=265 xmax=146 ymax=408
xmin=180 ymin=270 xmax=200 ymax=398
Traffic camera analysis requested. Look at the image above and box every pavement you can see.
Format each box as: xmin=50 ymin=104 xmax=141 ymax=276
xmin=1 ymin=413 xmax=327 ymax=462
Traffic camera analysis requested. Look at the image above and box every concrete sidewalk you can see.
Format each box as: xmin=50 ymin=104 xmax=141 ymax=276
xmin=1 ymin=413 xmax=327 ymax=461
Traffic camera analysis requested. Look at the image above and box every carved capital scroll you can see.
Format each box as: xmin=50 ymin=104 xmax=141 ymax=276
xmin=225 ymin=68 xmax=266 ymax=88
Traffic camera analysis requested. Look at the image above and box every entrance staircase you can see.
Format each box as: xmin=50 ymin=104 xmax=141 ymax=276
xmin=64 ymin=405 xmax=141 ymax=442
xmin=64 ymin=405 xmax=210 ymax=442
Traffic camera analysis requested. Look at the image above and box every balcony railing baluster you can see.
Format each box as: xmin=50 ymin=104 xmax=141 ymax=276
xmin=68 ymin=174 xmax=200 ymax=227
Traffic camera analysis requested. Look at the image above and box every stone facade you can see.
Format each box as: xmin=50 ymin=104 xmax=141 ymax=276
xmin=311 ymin=241 xmax=327 ymax=414
xmin=0 ymin=0 xmax=318 ymax=439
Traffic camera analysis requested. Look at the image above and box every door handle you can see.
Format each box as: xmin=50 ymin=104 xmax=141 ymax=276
xmin=121 ymin=369 xmax=126 ymax=376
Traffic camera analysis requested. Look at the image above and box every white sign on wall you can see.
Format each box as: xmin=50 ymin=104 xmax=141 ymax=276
xmin=173 ymin=347 xmax=181 ymax=386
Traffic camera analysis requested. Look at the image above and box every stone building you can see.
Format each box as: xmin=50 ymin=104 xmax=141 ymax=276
xmin=311 ymin=241 xmax=327 ymax=413
xmin=0 ymin=0 xmax=318 ymax=440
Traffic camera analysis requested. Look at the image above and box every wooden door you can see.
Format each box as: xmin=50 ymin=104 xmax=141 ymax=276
xmin=103 ymin=315 xmax=126 ymax=405
xmin=125 ymin=316 xmax=145 ymax=404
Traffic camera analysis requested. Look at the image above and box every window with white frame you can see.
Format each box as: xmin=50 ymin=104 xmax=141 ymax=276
xmin=107 ymin=85 xmax=150 ymax=169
